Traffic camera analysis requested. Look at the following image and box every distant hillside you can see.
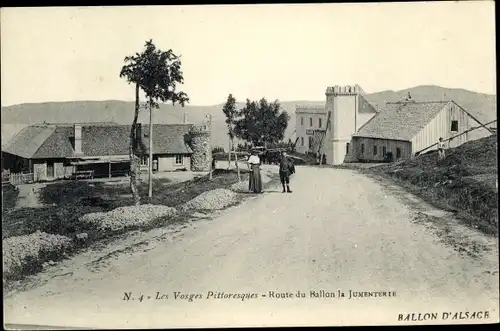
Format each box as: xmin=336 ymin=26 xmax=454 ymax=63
xmin=2 ymin=85 xmax=496 ymax=149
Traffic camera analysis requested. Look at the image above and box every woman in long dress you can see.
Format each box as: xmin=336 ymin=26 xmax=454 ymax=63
xmin=247 ymin=150 xmax=263 ymax=193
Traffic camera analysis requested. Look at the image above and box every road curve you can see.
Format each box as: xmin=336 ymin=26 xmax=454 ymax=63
xmin=4 ymin=166 xmax=499 ymax=328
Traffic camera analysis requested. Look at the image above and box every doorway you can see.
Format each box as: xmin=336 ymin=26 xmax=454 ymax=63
xmin=47 ymin=161 xmax=55 ymax=178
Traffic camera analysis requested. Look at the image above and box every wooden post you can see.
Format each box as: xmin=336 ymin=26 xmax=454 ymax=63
xmin=148 ymin=99 xmax=153 ymax=198
xmin=319 ymin=111 xmax=332 ymax=166
xmin=227 ymin=139 xmax=231 ymax=170
xmin=208 ymin=114 xmax=213 ymax=180
xmin=108 ymin=161 xmax=111 ymax=179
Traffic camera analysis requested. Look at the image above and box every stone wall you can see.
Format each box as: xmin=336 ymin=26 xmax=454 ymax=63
xmin=189 ymin=127 xmax=211 ymax=171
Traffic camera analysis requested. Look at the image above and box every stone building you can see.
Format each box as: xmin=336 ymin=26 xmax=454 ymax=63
xmin=296 ymin=84 xmax=378 ymax=164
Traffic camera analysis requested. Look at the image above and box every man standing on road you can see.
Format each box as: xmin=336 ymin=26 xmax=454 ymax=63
xmin=437 ymin=137 xmax=446 ymax=162
xmin=279 ymin=151 xmax=293 ymax=193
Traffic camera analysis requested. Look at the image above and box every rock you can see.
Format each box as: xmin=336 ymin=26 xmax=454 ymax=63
xmin=76 ymin=233 xmax=88 ymax=240
xmin=181 ymin=189 xmax=238 ymax=211
xmin=191 ymin=212 xmax=208 ymax=218
xmin=79 ymin=204 xmax=178 ymax=232
xmin=3 ymin=231 xmax=72 ymax=278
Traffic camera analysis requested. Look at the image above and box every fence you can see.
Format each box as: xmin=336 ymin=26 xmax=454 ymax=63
xmin=2 ymin=171 xmax=34 ymax=186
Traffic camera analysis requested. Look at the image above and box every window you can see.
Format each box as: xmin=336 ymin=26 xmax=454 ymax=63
xmin=301 ymin=117 xmax=304 ymax=126
xmin=382 ymin=147 xmax=387 ymax=157
xmin=175 ymin=155 xmax=183 ymax=165
xmin=308 ymin=136 xmax=313 ymax=149
xmin=396 ymin=148 xmax=401 ymax=159
xmin=301 ymin=137 xmax=304 ymax=146
xmin=361 ymin=144 xmax=365 ymax=154
xmin=309 ymin=117 xmax=313 ymax=127
xmin=346 ymin=143 xmax=350 ymax=154
xmin=373 ymin=145 xmax=378 ymax=156
xmin=140 ymin=156 xmax=148 ymax=166
xmin=319 ymin=118 xmax=322 ymax=128
xmin=451 ymin=120 xmax=458 ymax=132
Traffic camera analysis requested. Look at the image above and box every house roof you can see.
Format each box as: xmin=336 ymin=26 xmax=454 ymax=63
xmin=2 ymin=125 xmax=57 ymax=159
xmin=353 ymin=101 xmax=451 ymax=141
xmin=2 ymin=123 xmax=194 ymax=159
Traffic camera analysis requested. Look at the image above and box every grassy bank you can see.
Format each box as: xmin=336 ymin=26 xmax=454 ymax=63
xmin=2 ymin=183 xmax=19 ymax=210
xmin=3 ymin=169 xmax=256 ymax=282
xmin=360 ymin=135 xmax=498 ymax=236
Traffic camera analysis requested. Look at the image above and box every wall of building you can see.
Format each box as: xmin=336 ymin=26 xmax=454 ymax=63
xmin=295 ymin=105 xmax=327 ymax=154
xmin=54 ymin=161 xmax=74 ymax=179
xmin=33 ymin=161 xmax=47 ymax=182
xmin=157 ymin=154 xmax=191 ymax=172
xmin=1 ymin=153 xmax=25 ymax=173
xmin=411 ymin=102 xmax=469 ymax=154
xmin=295 ymin=85 xmax=378 ymax=165
xmin=326 ymin=85 xmax=359 ymax=165
xmin=64 ymin=165 xmax=74 ymax=178
xmin=353 ymin=137 xmax=412 ymax=162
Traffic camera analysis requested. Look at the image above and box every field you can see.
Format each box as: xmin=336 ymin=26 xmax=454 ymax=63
xmin=359 ymin=135 xmax=498 ymax=236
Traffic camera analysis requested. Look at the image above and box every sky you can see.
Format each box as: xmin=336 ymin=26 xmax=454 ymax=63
xmin=0 ymin=2 xmax=496 ymax=107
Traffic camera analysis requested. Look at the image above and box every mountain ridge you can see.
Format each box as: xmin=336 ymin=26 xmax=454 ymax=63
xmin=2 ymin=85 xmax=496 ymax=149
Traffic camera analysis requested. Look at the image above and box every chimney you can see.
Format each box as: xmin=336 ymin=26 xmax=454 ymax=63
xmin=183 ymin=112 xmax=188 ymax=124
xmin=74 ymin=124 xmax=83 ymax=155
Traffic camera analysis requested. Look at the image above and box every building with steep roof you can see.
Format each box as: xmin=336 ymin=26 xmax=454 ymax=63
xmin=352 ymin=100 xmax=472 ymax=162
xmin=296 ymin=85 xmax=477 ymax=164
xmin=2 ymin=121 xmax=211 ymax=182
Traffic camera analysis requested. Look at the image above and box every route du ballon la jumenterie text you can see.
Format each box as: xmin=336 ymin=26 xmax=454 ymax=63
xmin=123 ymin=290 xmax=397 ymax=302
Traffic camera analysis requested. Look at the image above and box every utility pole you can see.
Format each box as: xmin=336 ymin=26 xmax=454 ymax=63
xmin=227 ymin=139 xmax=231 ymax=170
xmin=148 ymin=99 xmax=153 ymax=199
xmin=319 ymin=111 xmax=332 ymax=166
xmin=208 ymin=114 xmax=213 ymax=180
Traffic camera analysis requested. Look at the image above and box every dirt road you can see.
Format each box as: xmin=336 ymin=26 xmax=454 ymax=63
xmin=4 ymin=166 xmax=499 ymax=328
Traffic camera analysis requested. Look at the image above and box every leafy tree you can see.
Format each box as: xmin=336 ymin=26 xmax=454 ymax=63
xmin=222 ymin=94 xmax=241 ymax=180
xmin=234 ymin=98 xmax=289 ymax=147
xmin=120 ymin=39 xmax=189 ymax=204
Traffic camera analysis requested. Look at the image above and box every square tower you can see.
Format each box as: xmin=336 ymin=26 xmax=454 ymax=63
xmin=324 ymin=85 xmax=365 ymax=165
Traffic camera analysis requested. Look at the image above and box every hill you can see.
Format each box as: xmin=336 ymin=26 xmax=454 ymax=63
xmin=362 ymin=134 xmax=498 ymax=236
xmin=1 ymin=85 xmax=496 ymax=149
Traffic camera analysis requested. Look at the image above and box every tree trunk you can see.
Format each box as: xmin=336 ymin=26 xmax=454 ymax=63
xmin=227 ymin=139 xmax=231 ymax=170
xmin=233 ymin=138 xmax=240 ymax=181
xmin=148 ymin=97 xmax=153 ymax=199
xmin=129 ymin=83 xmax=141 ymax=206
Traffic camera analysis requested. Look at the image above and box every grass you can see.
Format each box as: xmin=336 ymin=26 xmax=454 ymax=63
xmin=360 ymin=135 xmax=498 ymax=236
xmin=2 ymin=183 xmax=19 ymax=210
xmin=3 ymin=170 xmax=250 ymax=240
xmin=2 ymin=169 xmax=256 ymax=283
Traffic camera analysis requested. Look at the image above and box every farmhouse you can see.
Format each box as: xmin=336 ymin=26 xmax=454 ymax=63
xmin=2 ymin=122 xmax=211 ymax=182
xmin=296 ymin=84 xmax=481 ymax=164
xmin=351 ymin=100 xmax=472 ymax=162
